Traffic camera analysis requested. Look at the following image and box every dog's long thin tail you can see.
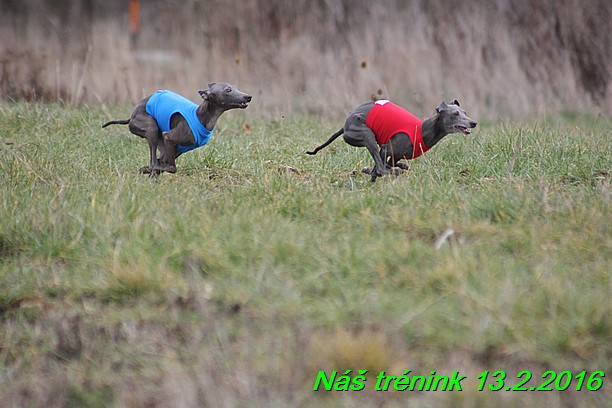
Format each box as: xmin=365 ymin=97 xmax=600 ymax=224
xmin=306 ymin=128 xmax=344 ymax=155
xmin=102 ymin=119 xmax=130 ymax=128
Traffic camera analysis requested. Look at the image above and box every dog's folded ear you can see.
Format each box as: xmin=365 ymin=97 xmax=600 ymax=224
xmin=207 ymin=82 xmax=217 ymax=88
xmin=436 ymin=101 xmax=449 ymax=113
xmin=452 ymin=99 xmax=460 ymax=106
xmin=198 ymin=89 xmax=210 ymax=100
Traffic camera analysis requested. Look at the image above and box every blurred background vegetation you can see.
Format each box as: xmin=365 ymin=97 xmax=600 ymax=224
xmin=1 ymin=0 xmax=610 ymax=119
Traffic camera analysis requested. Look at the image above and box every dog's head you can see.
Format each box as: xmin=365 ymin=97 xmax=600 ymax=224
xmin=198 ymin=82 xmax=252 ymax=110
xmin=436 ymin=99 xmax=477 ymax=135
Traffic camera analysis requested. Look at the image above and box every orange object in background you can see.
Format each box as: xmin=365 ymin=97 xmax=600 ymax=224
xmin=129 ymin=0 xmax=140 ymax=34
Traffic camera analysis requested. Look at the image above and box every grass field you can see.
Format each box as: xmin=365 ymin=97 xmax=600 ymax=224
xmin=0 ymin=103 xmax=610 ymax=407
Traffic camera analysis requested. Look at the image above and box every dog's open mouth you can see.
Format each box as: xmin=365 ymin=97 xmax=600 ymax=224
xmin=456 ymin=125 xmax=471 ymax=135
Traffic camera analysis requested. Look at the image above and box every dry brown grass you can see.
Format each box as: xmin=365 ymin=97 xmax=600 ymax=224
xmin=1 ymin=0 xmax=610 ymax=119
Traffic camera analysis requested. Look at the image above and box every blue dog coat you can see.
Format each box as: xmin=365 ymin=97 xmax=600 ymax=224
xmin=145 ymin=90 xmax=213 ymax=154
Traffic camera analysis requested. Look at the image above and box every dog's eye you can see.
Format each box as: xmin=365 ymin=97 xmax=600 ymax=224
xmin=225 ymin=88 xmax=232 ymax=93
xmin=453 ymin=111 xmax=460 ymax=116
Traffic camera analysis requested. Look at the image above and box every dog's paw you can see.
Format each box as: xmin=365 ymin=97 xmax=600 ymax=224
xmin=395 ymin=162 xmax=410 ymax=171
xmin=151 ymin=163 xmax=177 ymax=173
xmin=140 ymin=166 xmax=162 ymax=177
xmin=376 ymin=167 xmax=392 ymax=177
xmin=361 ymin=167 xmax=373 ymax=175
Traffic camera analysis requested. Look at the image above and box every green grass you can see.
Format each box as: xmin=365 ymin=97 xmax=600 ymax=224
xmin=0 ymin=103 xmax=610 ymax=407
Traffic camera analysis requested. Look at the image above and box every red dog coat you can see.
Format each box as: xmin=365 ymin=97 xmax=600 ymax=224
xmin=365 ymin=100 xmax=430 ymax=159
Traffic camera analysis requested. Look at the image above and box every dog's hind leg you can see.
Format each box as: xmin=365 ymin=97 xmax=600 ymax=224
xmin=342 ymin=114 xmax=389 ymax=182
xmin=135 ymin=136 xmax=163 ymax=176
xmin=131 ymin=119 xmax=163 ymax=174
xmin=364 ymin=138 xmax=391 ymax=182
xmin=136 ymin=129 xmax=163 ymax=175
xmin=121 ymin=101 xmax=165 ymax=174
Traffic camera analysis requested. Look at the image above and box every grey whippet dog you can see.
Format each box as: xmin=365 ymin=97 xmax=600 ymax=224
xmin=102 ymin=82 xmax=252 ymax=174
xmin=307 ymin=99 xmax=477 ymax=181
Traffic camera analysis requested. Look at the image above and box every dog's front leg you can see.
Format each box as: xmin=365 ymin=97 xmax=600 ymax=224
xmin=159 ymin=132 xmax=178 ymax=173
xmin=383 ymin=149 xmax=409 ymax=171
xmin=393 ymin=161 xmax=410 ymax=170
xmin=386 ymin=133 xmax=413 ymax=171
xmin=159 ymin=126 xmax=196 ymax=174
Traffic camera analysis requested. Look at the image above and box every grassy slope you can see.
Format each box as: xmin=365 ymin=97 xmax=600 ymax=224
xmin=0 ymin=103 xmax=610 ymax=407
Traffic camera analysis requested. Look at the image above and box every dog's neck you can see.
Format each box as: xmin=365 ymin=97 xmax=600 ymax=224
xmin=197 ymin=101 xmax=224 ymax=131
xmin=421 ymin=114 xmax=448 ymax=148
